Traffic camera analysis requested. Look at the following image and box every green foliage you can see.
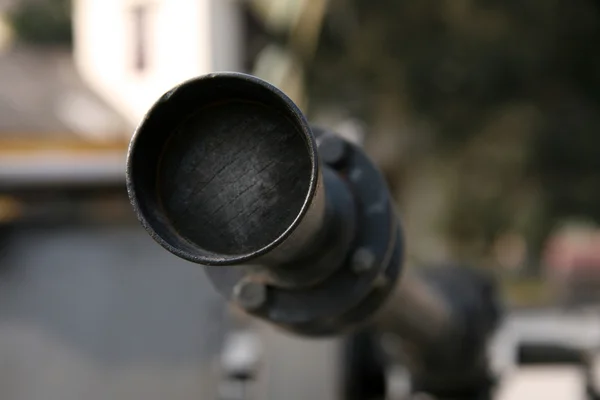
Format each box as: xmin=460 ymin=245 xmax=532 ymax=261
xmin=304 ymin=0 xmax=600 ymax=264
xmin=8 ymin=0 xmax=72 ymax=45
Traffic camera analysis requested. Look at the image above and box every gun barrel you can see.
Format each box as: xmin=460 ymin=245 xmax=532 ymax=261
xmin=374 ymin=272 xmax=453 ymax=349
xmin=125 ymin=72 xmax=501 ymax=399
xmin=126 ymin=72 xmax=498 ymax=347
xmin=127 ymin=73 xmax=327 ymax=267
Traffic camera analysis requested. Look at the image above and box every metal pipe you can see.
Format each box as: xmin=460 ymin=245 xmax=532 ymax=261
xmin=126 ymin=72 xmax=398 ymax=335
xmin=124 ymin=72 xmax=462 ymax=340
xmin=123 ymin=70 xmax=497 ymax=343
xmin=126 ymin=73 xmax=326 ymax=267
xmin=373 ymin=271 xmax=454 ymax=350
xmin=125 ymin=72 xmax=501 ymax=398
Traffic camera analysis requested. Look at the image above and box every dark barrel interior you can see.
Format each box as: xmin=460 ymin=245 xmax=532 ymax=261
xmin=158 ymin=100 xmax=311 ymax=255
xmin=127 ymin=74 xmax=316 ymax=264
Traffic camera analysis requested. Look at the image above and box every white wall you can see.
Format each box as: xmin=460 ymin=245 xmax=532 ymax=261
xmin=73 ymin=0 xmax=243 ymax=130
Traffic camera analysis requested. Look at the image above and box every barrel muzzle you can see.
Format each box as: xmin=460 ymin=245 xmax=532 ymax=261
xmin=127 ymin=72 xmax=401 ymax=337
xmin=126 ymin=73 xmax=324 ymax=266
xmin=126 ymin=72 xmax=501 ymax=396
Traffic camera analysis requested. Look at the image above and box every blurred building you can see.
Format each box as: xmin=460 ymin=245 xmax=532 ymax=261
xmin=73 ymin=0 xmax=243 ymax=126
xmin=0 ymin=2 xmax=346 ymax=399
xmin=543 ymin=223 xmax=600 ymax=306
xmin=0 ymin=45 xmax=130 ymax=195
xmin=0 ymin=47 xmax=127 ymax=140
xmin=0 ymin=2 xmax=242 ymax=400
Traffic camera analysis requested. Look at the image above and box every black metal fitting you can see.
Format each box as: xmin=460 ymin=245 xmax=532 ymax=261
xmin=316 ymin=130 xmax=349 ymax=169
xmin=127 ymin=73 xmax=324 ymax=267
xmin=125 ymin=72 xmax=505 ymax=400
xmin=126 ymin=72 xmax=404 ymax=336
xmin=233 ymin=279 xmax=267 ymax=311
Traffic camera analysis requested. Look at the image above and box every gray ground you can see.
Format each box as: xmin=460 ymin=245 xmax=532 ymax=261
xmin=0 ymin=225 xmax=227 ymax=400
xmin=0 ymin=224 xmax=599 ymax=400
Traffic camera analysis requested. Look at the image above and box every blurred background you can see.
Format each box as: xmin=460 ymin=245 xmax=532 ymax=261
xmin=2 ymin=0 xmax=600 ymax=399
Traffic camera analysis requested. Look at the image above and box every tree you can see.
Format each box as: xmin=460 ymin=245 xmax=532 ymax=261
xmin=300 ymin=0 xmax=600 ymax=267
xmin=8 ymin=0 xmax=72 ymax=45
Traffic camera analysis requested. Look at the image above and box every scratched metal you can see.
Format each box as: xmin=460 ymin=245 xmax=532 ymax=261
xmin=127 ymin=72 xmax=403 ymax=336
xmin=158 ymin=100 xmax=311 ymax=256
xmin=127 ymin=72 xmax=323 ymax=266
xmin=205 ymin=138 xmax=401 ymax=330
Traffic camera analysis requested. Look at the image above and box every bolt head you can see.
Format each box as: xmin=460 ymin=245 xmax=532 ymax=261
xmin=373 ymin=274 xmax=389 ymax=288
xmin=318 ymin=134 xmax=348 ymax=168
xmin=352 ymin=248 xmax=375 ymax=273
xmin=233 ymin=280 xmax=267 ymax=311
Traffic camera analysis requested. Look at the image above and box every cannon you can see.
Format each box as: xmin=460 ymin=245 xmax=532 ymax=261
xmin=126 ymin=72 xmax=500 ymax=399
